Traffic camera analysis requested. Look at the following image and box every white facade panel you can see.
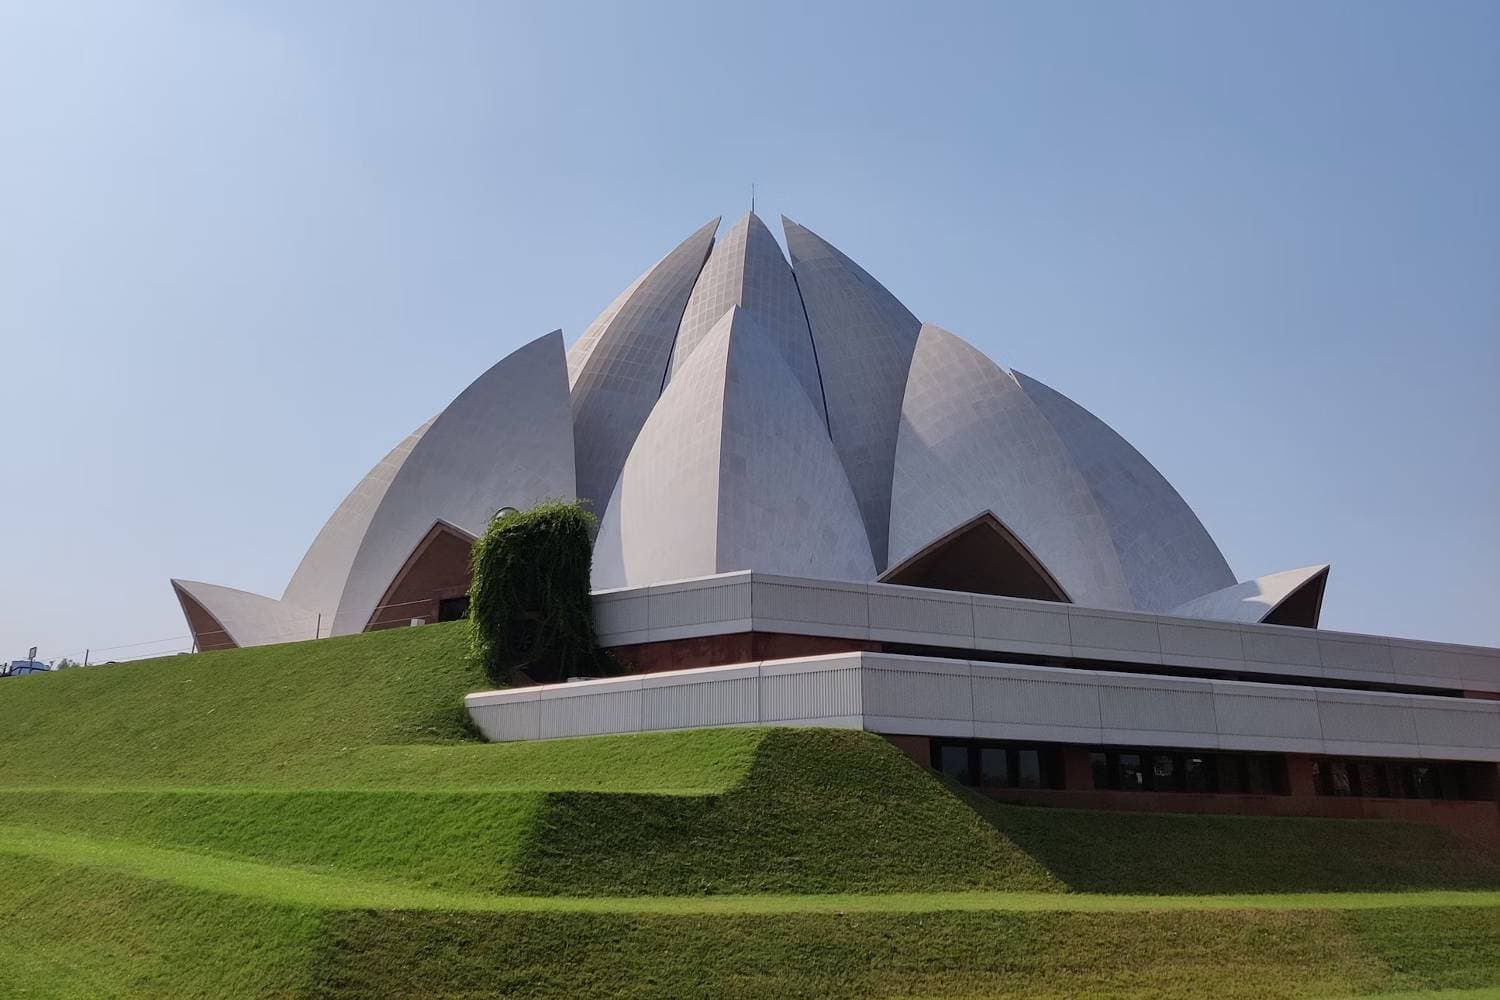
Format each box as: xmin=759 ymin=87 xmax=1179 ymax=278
xmin=1410 ymin=701 xmax=1500 ymax=751
xmin=759 ymin=656 xmax=863 ymax=722
xmin=586 ymin=574 xmax=1500 ymax=696
xmin=1068 ymin=610 xmax=1162 ymax=660
xmin=1391 ymin=642 xmax=1499 ymax=687
xmin=465 ymin=688 xmax=542 ymax=743
xmin=1157 ymin=620 xmax=1245 ymax=670
xmin=592 ymin=589 xmax=650 ymax=645
xmin=971 ymin=597 xmax=1073 ymax=656
xmin=1098 ymin=681 xmax=1219 ymax=736
xmin=861 ymin=656 xmax=972 ymax=722
xmin=1212 ymin=687 xmax=1323 ymax=742
xmin=1318 ymin=634 xmax=1395 ymax=676
xmin=647 ymin=575 xmax=753 ymax=632
xmin=1241 ymin=628 xmax=1323 ymax=673
xmin=1316 ymin=692 xmax=1420 ymax=749
xmin=867 ymin=585 xmax=974 ymax=645
xmin=750 ymin=575 xmax=870 ymax=636
xmin=970 ymin=666 xmax=1102 ymax=730
xmin=539 ymin=680 xmax=644 ymax=740
xmin=641 ymin=673 xmax=760 ymax=731
xmin=464 ymin=646 xmax=1500 ymax=763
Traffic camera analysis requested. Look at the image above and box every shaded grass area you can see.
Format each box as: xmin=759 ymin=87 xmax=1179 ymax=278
xmin=10 ymin=821 xmax=1497 ymax=916
xmin=506 ymin=728 xmax=1062 ymax=896
xmin=967 ymin=788 xmax=1500 ymax=895
xmin=311 ymin=905 xmax=1500 ymax=1000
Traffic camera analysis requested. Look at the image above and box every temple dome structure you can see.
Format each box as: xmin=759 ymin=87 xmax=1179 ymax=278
xmin=173 ymin=212 xmax=1327 ymax=650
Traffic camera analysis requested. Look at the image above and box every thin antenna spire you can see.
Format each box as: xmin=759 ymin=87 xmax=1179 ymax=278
xmin=751 ymin=182 xmax=755 ymax=214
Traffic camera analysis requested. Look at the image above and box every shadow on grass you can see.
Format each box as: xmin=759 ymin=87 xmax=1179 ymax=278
xmin=953 ymin=780 xmax=1500 ymax=895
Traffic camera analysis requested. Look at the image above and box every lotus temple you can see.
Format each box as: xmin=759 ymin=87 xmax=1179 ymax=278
xmin=173 ymin=212 xmax=1500 ymax=839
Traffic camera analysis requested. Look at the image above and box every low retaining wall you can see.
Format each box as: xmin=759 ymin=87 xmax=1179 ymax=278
xmin=464 ymin=652 xmax=1500 ymax=761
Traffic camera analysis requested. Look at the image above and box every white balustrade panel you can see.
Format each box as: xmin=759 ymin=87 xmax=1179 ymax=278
xmin=583 ymin=572 xmax=1500 ymax=694
xmin=466 ymin=650 xmax=1500 ymax=761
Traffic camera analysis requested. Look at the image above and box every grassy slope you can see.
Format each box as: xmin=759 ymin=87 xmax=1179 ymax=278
xmin=1 ymin=622 xmax=1499 ymax=997
xmin=5 ymin=847 xmax=1499 ymax=1000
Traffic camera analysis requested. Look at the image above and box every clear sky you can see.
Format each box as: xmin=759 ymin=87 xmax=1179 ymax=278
xmin=2 ymin=0 xmax=1496 ymax=663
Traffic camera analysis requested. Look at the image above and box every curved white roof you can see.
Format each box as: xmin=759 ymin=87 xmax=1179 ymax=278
xmin=782 ymin=217 xmax=920 ymax=570
xmin=889 ymin=324 xmax=1135 ymax=609
xmin=593 ymin=306 xmax=873 ymax=589
xmin=1170 ymin=565 xmax=1330 ymax=625
xmin=1012 ymin=371 xmax=1235 ymax=612
xmin=329 ymin=330 xmax=575 ymax=634
xmin=171 ymin=579 xmax=320 ymax=648
xmin=281 ymin=418 xmax=433 ymax=624
xmin=568 ymin=217 xmax=718 ymax=509
xmin=665 ymin=213 xmax=826 ymax=425
xmin=177 ymin=208 xmax=1327 ymax=644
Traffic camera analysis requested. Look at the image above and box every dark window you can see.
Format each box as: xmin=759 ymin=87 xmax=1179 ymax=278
xmin=1217 ymin=755 xmax=1244 ymax=795
xmin=1412 ymin=765 xmax=1442 ymax=799
xmin=1440 ymin=764 xmax=1461 ymax=800
xmin=1355 ymin=762 xmax=1384 ymax=798
xmin=1327 ymin=761 xmax=1353 ymax=796
xmin=938 ymin=745 xmax=972 ymax=785
xmin=1017 ymin=749 xmax=1042 ymax=789
xmin=438 ymin=595 xmax=470 ymax=622
xmin=1383 ymin=763 xmax=1411 ymax=799
xmin=1119 ymin=753 xmax=1145 ymax=791
xmin=1150 ymin=753 xmax=1179 ymax=792
xmin=1090 ymin=752 xmax=1110 ymax=791
xmin=1244 ymin=756 xmax=1273 ymax=795
xmin=1185 ymin=755 xmax=1213 ymax=793
xmin=979 ymin=748 xmax=1010 ymax=788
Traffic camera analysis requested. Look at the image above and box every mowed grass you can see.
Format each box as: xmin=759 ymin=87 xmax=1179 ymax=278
xmin=1 ymin=622 xmax=1499 ymax=997
xmin=0 ymin=623 xmax=757 ymax=793
xmin=4 ymin=846 xmax=1500 ymax=1000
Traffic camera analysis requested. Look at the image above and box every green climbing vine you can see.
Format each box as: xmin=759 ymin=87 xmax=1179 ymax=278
xmin=468 ymin=500 xmax=610 ymax=685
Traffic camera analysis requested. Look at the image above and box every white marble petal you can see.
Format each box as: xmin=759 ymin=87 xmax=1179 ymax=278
xmin=890 ymin=324 xmax=1135 ymax=609
xmin=782 ymin=217 xmax=920 ymax=570
xmin=567 ymin=217 xmax=719 ymax=509
xmin=593 ymin=306 xmax=874 ymax=589
xmin=1171 ymin=565 xmax=1330 ymax=624
xmin=665 ymin=212 xmax=826 ymax=424
xmin=329 ymin=331 xmax=576 ymax=634
xmin=171 ymin=579 xmax=321 ymax=649
xmin=1013 ymin=371 xmax=1236 ymax=612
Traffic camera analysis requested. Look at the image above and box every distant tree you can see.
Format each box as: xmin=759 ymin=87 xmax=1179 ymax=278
xmin=54 ymin=658 xmax=83 ymax=670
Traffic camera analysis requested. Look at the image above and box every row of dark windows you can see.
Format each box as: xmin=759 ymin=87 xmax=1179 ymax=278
xmin=1314 ymin=758 xmax=1475 ymax=801
xmin=935 ymin=738 xmax=1494 ymax=802
xmin=1089 ymin=749 xmax=1286 ymax=796
xmin=933 ymin=742 xmax=1064 ymax=790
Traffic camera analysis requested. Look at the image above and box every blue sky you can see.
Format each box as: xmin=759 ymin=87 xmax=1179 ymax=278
xmin=2 ymin=0 xmax=1496 ymax=662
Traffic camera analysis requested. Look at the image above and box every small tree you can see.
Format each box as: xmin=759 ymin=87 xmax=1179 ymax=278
xmin=468 ymin=500 xmax=609 ymax=685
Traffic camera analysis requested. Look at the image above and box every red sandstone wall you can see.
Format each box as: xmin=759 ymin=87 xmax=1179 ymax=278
xmin=608 ymin=632 xmax=881 ymax=673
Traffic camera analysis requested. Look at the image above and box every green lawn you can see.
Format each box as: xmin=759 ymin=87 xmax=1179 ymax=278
xmin=1 ymin=622 xmax=1498 ymax=997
